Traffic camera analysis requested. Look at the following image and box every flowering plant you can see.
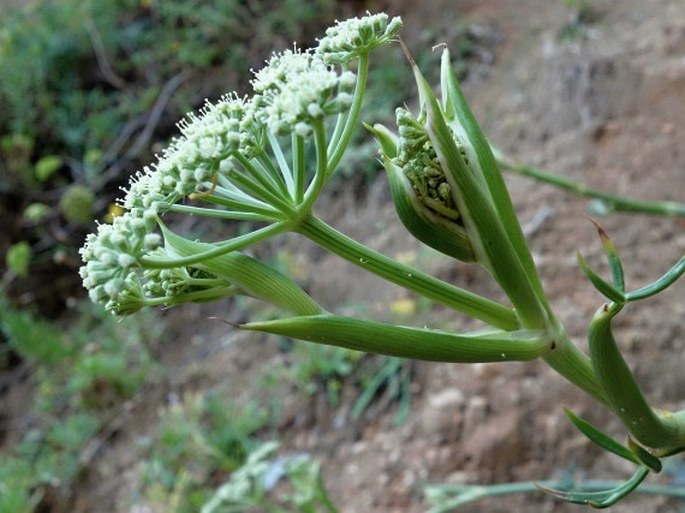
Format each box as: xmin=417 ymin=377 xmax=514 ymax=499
xmin=81 ymin=13 xmax=684 ymax=507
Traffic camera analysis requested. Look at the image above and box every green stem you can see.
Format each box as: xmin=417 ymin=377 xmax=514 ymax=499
xmin=167 ymin=203 xmax=276 ymax=222
xmin=231 ymin=153 xmax=297 ymax=214
xmin=326 ymin=53 xmax=369 ymax=176
xmin=292 ymin=132 xmax=306 ymax=203
xmin=296 ymin=214 xmax=518 ymax=331
xmin=301 ymin=118 xmax=328 ymax=211
xmin=141 ymin=221 xmax=290 ymax=269
xmin=199 ymin=192 xmax=281 ymax=218
xmin=495 ymin=149 xmax=685 ymax=216
xmin=543 ymin=330 xmax=607 ymax=406
xmin=265 ymin=131 xmax=294 ymax=197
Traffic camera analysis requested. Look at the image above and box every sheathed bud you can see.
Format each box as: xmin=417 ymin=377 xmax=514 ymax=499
xmin=368 ymin=118 xmax=475 ymax=262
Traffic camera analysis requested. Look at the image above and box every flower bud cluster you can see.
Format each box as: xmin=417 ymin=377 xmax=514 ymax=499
xmin=316 ymin=12 xmax=403 ymax=64
xmin=81 ymin=12 xmax=406 ymax=315
xmin=79 ymin=211 xmax=161 ymax=313
xmin=142 ymin=256 xmax=192 ymax=298
xmin=394 ymin=108 xmax=460 ymax=221
xmin=124 ymin=94 xmax=263 ymax=211
xmin=252 ymin=49 xmax=356 ymax=137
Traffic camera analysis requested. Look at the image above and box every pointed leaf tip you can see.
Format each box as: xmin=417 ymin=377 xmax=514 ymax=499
xmin=563 ymin=407 xmax=641 ymax=465
xmin=577 ymin=251 xmax=626 ymax=303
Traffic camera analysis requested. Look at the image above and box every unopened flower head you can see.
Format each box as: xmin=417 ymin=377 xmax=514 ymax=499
xmin=124 ymin=94 xmax=264 ymax=212
xmin=394 ymin=108 xmax=460 ymax=222
xmin=316 ymin=12 xmax=402 ymax=64
xmin=252 ymin=49 xmax=355 ymax=136
xmin=79 ymin=211 xmax=161 ymax=312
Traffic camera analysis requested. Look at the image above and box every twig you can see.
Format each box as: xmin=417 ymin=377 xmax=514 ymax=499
xmin=85 ymin=18 xmax=127 ymax=90
xmin=93 ymin=71 xmax=189 ymax=191
xmin=124 ymin=71 xmax=190 ymax=160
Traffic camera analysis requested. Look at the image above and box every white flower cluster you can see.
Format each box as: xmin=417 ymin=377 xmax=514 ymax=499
xmin=80 ymin=13 xmax=404 ymax=315
xmin=124 ymin=94 xmax=262 ymax=211
xmin=316 ymin=12 xmax=402 ymax=64
xmin=79 ymin=211 xmax=161 ymax=314
xmin=252 ymin=49 xmax=356 ymax=137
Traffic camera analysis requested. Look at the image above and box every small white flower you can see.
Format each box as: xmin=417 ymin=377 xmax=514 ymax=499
xmin=252 ymin=48 xmax=356 ymax=136
xmin=316 ymin=12 xmax=402 ymax=64
xmin=79 ymin=212 xmax=162 ymax=312
xmin=122 ymin=94 xmax=263 ymax=212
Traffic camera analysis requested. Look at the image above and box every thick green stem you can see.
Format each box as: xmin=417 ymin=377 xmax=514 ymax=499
xmin=296 ymin=214 xmax=518 ymax=331
xmin=590 ymin=302 xmax=685 ymax=449
xmin=543 ymin=330 xmax=608 ymax=406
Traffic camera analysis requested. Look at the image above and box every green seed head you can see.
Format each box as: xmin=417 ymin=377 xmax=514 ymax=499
xmin=59 ymin=184 xmax=95 ymax=225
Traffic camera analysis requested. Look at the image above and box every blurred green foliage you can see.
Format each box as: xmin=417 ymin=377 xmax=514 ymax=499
xmin=0 ymin=296 xmax=161 ymax=511
xmin=140 ymin=390 xmax=273 ymax=512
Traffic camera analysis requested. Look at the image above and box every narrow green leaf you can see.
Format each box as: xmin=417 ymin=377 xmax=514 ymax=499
xmin=626 ymin=256 xmax=684 ymax=302
xmin=577 ymin=252 xmax=626 ymax=304
xmin=365 ymin=122 xmax=399 ymax=159
xmin=439 ymin=49 xmax=547 ymax=304
xmin=240 ymin=314 xmax=551 ymax=363
xmin=537 ymin=466 xmax=650 ymax=508
xmin=563 ymin=407 xmax=641 ymax=465
xmin=420 ymin=63 xmax=546 ymax=328
xmin=589 ymin=218 xmax=625 ymax=292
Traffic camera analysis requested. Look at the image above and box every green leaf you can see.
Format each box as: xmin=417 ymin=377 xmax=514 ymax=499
xmin=33 ymin=155 xmax=63 ymax=182
xmin=563 ymin=407 xmax=641 ymax=465
xmin=439 ymin=49 xmax=547 ymax=305
xmin=536 ymin=466 xmax=650 ymax=508
xmin=239 ymin=314 xmax=551 ymax=363
xmin=626 ymin=256 xmax=684 ymax=302
xmin=381 ymin=153 xmax=475 ymax=262
xmin=577 ymin=252 xmax=626 ymax=303
xmin=6 ymin=241 xmax=31 ymax=277
xmin=365 ymin=122 xmax=398 ymax=159
xmin=418 ymin=56 xmax=546 ymax=328
xmin=589 ymin=303 xmax=681 ymax=449
xmin=589 ymin=218 xmax=625 ymax=292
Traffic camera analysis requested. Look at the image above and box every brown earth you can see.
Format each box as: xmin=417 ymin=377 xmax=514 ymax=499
xmin=61 ymin=0 xmax=685 ymax=511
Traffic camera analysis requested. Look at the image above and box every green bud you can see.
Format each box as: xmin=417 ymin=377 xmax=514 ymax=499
xmin=369 ymin=120 xmax=475 ymax=262
xmin=384 ymin=152 xmax=475 ymax=262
